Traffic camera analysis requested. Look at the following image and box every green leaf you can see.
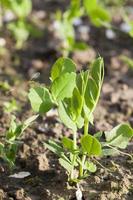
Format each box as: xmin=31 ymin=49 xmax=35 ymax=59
xmin=81 ymin=134 xmax=101 ymax=156
xmin=10 ymin=0 xmax=32 ymax=18
xmin=22 ymin=115 xmax=38 ymax=132
xmin=72 ymin=42 xmax=88 ymax=51
xmin=58 ymin=101 xmax=77 ymax=132
xmin=59 ymin=158 xmax=72 ymax=173
xmin=85 ymin=77 xmax=98 ymax=112
xmin=7 ymin=20 xmax=30 ymax=49
xmin=102 ymin=148 xmax=119 ymax=156
xmin=51 ymin=57 xmax=76 ymax=81
xmin=70 ymin=87 xmax=82 ymax=121
xmin=105 ymin=123 xmax=133 ymax=149
xmin=84 ymin=161 xmax=97 ymax=172
xmin=5 ymin=143 xmax=18 ymax=166
xmin=89 ymin=6 xmax=111 ymax=27
xmin=83 ymin=0 xmax=110 ymax=27
xmin=0 ymin=143 xmax=4 ymax=155
xmin=76 ymin=115 xmax=84 ymax=129
xmin=44 ymin=140 xmax=63 ymax=156
xmin=51 ymin=72 xmax=76 ymax=101
xmin=62 ymin=137 xmax=74 ymax=151
xmin=28 ymin=86 xmax=53 ymax=114
xmin=6 ymin=116 xmax=17 ymax=141
xmin=83 ymin=58 xmax=104 ymax=117
xmin=90 ymin=57 xmax=104 ymax=88
xmin=94 ymin=131 xmax=103 ymax=140
xmin=83 ymin=0 xmax=97 ymax=12
xmin=67 ymin=0 xmax=81 ymax=20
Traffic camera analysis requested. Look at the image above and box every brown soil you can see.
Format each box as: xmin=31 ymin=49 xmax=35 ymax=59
xmin=0 ymin=0 xmax=133 ymax=200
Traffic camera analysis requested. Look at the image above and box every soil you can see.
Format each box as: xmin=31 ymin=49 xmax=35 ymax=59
xmin=0 ymin=0 xmax=133 ymax=200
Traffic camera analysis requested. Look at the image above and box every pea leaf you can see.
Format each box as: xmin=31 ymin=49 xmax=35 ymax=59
xmin=70 ymin=87 xmax=82 ymax=121
xmin=51 ymin=72 xmax=76 ymax=101
xmin=22 ymin=115 xmax=38 ymax=133
xmin=67 ymin=0 xmax=81 ymax=20
xmin=102 ymin=148 xmax=119 ymax=156
xmin=84 ymin=161 xmax=97 ymax=172
xmin=6 ymin=116 xmax=22 ymax=141
xmin=5 ymin=143 xmax=18 ymax=166
xmin=44 ymin=140 xmax=63 ymax=157
xmin=62 ymin=137 xmax=74 ymax=151
xmin=10 ymin=0 xmax=32 ymax=18
xmin=76 ymin=115 xmax=84 ymax=129
xmin=83 ymin=0 xmax=111 ymax=27
xmin=83 ymin=58 xmax=104 ymax=117
xmin=0 ymin=143 xmax=4 ymax=155
xmin=89 ymin=7 xmax=111 ymax=27
xmin=51 ymin=57 xmax=76 ymax=81
xmin=90 ymin=57 xmax=104 ymax=89
xmin=105 ymin=123 xmax=133 ymax=149
xmin=81 ymin=134 xmax=101 ymax=156
xmin=83 ymin=0 xmax=97 ymax=12
xmin=84 ymin=77 xmax=98 ymax=112
xmin=58 ymin=101 xmax=77 ymax=132
xmin=59 ymin=158 xmax=72 ymax=173
xmin=28 ymin=86 xmax=53 ymax=114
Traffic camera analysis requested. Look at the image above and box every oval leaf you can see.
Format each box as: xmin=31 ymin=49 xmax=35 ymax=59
xmin=81 ymin=134 xmax=101 ymax=156
xmin=105 ymin=123 xmax=133 ymax=149
xmin=28 ymin=86 xmax=53 ymax=114
xmin=51 ymin=57 xmax=76 ymax=81
xmin=90 ymin=57 xmax=104 ymax=89
xmin=62 ymin=137 xmax=74 ymax=151
xmin=58 ymin=101 xmax=77 ymax=132
xmin=51 ymin=72 xmax=76 ymax=101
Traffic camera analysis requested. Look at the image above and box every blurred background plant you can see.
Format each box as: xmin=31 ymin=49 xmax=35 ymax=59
xmin=0 ymin=0 xmax=41 ymax=49
xmin=0 ymin=115 xmax=37 ymax=167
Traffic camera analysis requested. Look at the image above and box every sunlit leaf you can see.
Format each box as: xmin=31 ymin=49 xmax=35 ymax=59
xmin=62 ymin=137 xmax=74 ymax=151
xmin=105 ymin=123 xmax=133 ymax=149
xmin=28 ymin=86 xmax=53 ymax=114
xmin=51 ymin=57 xmax=76 ymax=81
xmin=58 ymin=101 xmax=77 ymax=132
xmin=81 ymin=134 xmax=101 ymax=156
xmin=51 ymin=72 xmax=76 ymax=101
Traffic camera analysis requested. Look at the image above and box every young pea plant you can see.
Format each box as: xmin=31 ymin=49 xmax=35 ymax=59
xmin=1 ymin=0 xmax=31 ymax=48
xmin=28 ymin=57 xmax=133 ymax=184
xmin=83 ymin=0 xmax=111 ymax=27
xmin=0 ymin=115 xmax=38 ymax=167
xmin=1 ymin=0 xmax=39 ymax=49
xmin=54 ymin=0 xmax=88 ymax=56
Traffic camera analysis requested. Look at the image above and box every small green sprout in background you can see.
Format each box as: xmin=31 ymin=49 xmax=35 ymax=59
xmin=120 ymin=55 xmax=133 ymax=70
xmin=0 ymin=0 xmax=41 ymax=49
xmin=53 ymin=0 xmax=111 ymax=56
xmin=83 ymin=0 xmax=111 ymax=27
xmin=0 ymin=81 xmax=10 ymax=91
xmin=4 ymin=99 xmax=20 ymax=113
xmin=54 ymin=0 xmax=88 ymax=56
xmin=0 ymin=115 xmax=38 ymax=167
xmin=28 ymin=57 xmax=133 ymax=185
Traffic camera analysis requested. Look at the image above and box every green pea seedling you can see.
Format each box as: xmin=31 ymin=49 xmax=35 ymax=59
xmin=83 ymin=0 xmax=111 ymax=27
xmin=0 ymin=115 xmax=38 ymax=167
xmin=54 ymin=0 xmax=88 ymax=56
xmin=0 ymin=0 xmax=40 ymax=49
xmin=28 ymin=57 xmax=133 ymax=184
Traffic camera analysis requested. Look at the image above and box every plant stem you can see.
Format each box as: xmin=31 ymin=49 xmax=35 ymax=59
xmin=84 ymin=118 xmax=89 ymax=136
xmin=79 ymin=118 xmax=89 ymax=178
xmin=70 ymin=130 xmax=77 ymax=181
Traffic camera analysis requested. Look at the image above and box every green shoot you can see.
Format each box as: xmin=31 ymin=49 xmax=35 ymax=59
xmin=28 ymin=57 xmax=133 ymax=184
xmin=0 ymin=115 xmax=38 ymax=167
